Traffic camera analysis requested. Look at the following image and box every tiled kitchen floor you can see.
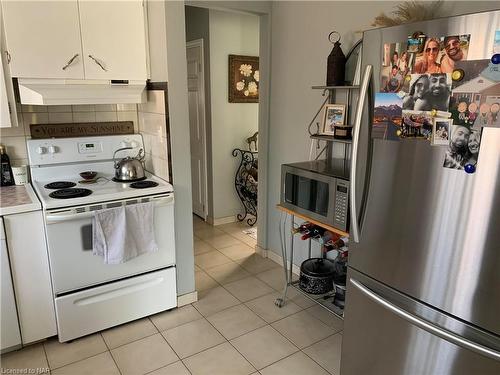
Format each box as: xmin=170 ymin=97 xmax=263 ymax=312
xmin=0 ymin=217 xmax=343 ymax=375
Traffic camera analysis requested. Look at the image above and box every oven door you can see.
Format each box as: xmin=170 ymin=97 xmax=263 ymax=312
xmin=45 ymin=194 xmax=176 ymax=294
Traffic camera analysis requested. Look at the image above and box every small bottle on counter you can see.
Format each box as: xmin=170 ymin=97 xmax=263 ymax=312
xmin=0 ymin=145 xmax=15 ymax=186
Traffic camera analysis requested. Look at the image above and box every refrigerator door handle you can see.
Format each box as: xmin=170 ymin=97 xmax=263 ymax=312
xmin=350 ymin=278 xmax=500 ymax=361
xmin=349 ymin=65 xmax=372 ymax=243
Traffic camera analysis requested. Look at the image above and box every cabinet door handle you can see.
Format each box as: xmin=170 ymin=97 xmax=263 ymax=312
xmin=62 ymin=53 xmax=79 ymax=70
xmin=88 ymin=54 xmax=107 ymax=71
xmin=5 ymin=51 xmax=11 ymax=64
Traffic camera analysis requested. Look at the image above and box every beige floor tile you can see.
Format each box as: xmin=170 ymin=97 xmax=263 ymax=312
xmin=194 ymin=227 xmax=225 ymax=240
xmin=44 ymin=334 xmax=108 ymax=369
xmin=1 ymin=344 xmax=48 ymax=370
xmin=51 ymin=352 xmax=120 ymax=375
xmin=218 ymin=243 xmax=255 ymax=260
xmin=149 ymin=361 xmax=191 ymax=375
xmin=204 ymin=261 xmax=251 ymax=284
xmin=150 ymin=305 xmax=203 ymax=332
xmin=205 ymin=234 xmax=241 ymax=249
xmin=223 ymin=276 xmax=274 ymax=302
xmin=217 ymin=222 xmax=248 ymax=234
xmin=236 ymin=254 xmax=280 ymax=274
xmin=162 ymin=318 xmax=225 ymax=359
xmin=206 ymin=304 xmax=266 ymax=340
xmin=271 ymin=311 xmax=335 ymax=349
xmin=255 ymin=267 xmax=297 ymax=291
xmin=230 ymin=326 xmax=298 ymax=370
xmin=303 ymin=333 xmax=342 ymax=375
xmin=286 ymin=287 xmax=316 ymax=309
xmin=101 ymin=318 xmax=158 ymax=349
xmin=195 ymin=270 xmax=219 ymax=291
xmin=195 ymin=250 xmax=233 ymax=269
xmin=245 ymin=292 xmax=303 ymax=323
xmin=260 ymin=351 xmax=329 ymax=375
xmin=193 ymin=286 xmax=240 ymax=316
xmin=111 ymin=333 xmax=178 ymax=375
xmin=305 ymin=305 xmax=344 ymax=332
xmin=183 ymin=342 xmax=255 ymax=375
xmin=194 ymin=238 xmax=216 ymax=255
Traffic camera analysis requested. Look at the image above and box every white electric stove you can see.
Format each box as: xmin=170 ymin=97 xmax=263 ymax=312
xmin=27 ymin=135 xmax=177 ymax=342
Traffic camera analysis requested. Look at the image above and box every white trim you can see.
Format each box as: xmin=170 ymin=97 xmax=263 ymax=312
xmin=207 ymin=215 xmax=238 ymax=226
xmin=266 ymin=248 xmax=301 ymax=276
xmin=177 ymin=291 xmax=198 ymax=307
xmin=186 ymin=38 xmax=209 ymax=221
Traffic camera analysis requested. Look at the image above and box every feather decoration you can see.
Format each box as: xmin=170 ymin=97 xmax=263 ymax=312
xmin=372 ymin=1 xmax=444 ymax=27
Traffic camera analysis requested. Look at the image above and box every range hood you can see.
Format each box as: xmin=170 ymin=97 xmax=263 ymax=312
xmin=17 ymin=79 xmax=146 ymax=105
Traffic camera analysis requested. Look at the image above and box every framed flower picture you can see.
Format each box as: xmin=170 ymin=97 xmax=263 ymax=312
xmin=228 ymin=55 xmax=259 ymax=103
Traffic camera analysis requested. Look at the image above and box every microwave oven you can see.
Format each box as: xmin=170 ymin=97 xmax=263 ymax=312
xmin=280 ymin=159 xmax=350 ymax=232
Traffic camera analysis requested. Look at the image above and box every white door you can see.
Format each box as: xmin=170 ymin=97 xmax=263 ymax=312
xmin=1 ymin=0 xmax=84 ymax=79
xmin=78 ymin=0 xmax=147 ymax=80
xmin=187 ymin=40 xmax=207 ymax=219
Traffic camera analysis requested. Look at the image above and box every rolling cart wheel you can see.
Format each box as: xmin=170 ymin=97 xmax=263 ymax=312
xmin=275 ymin=298 xmax=284 ymax=308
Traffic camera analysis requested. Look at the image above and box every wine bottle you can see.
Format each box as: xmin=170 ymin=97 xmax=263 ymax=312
xmin=0 ymin=145 xmax=14 ymax=186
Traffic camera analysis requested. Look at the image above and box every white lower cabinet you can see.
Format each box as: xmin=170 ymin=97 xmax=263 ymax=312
xmin=1 ymin=218 xmax=21 ymax=352
xmin=3 ymin=211 xmax=57 ymax=344
xmin=55 ymin=267 xmax=176 ymax=342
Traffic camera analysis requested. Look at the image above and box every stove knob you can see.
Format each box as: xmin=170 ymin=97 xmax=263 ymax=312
xmin=48 ymin=146 xmax=57 ymax=154
xmin=36 ymin=146 xmax=47 ymax=155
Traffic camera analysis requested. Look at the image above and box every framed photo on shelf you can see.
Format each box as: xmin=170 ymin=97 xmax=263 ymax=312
xmin=432 ymin=118 xmax=452 ymax=146
xmin=322 ymin=104 xmax=346 ymax=135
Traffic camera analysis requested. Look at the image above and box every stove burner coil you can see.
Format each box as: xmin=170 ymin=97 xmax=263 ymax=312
xmin=130 ymin=181 xmax=159 ymax=189
xmin=44 ymin=181 xmax=76 ymax=189
xmin=49 ymin=188 xmax=93 ymax=199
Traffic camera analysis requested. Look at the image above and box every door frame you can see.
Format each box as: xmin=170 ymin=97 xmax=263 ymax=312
xmin=186 ymin=38 xmax=209 ymax=220
xmin=185 ymin=1 xmax=271 ymax=250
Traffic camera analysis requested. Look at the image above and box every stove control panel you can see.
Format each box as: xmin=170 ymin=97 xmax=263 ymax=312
xmin=78 ymin=142 xmax=102 ymax=154
xmin=27 ymin=135 xmax=145 ymax=166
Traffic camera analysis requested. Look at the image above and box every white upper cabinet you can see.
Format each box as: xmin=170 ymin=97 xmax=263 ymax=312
xmin=1 ymin=0 xmax=147 ymax=81
xmin=1 ymin=1 xmax=84 ymax=79
xmin=79 ymin=1 xmax=147 ymax=80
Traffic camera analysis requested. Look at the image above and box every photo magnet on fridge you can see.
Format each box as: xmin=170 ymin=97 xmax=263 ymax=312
xmin=431 ymin=118 xmax=452 ymax=146
xmin=401 ymin=110 xmax=433 ymax=139
xmin=402 ymin=73 xmax=452 ymax=112
xmin=451 ymin=60 xmax=500 ymax=128
xmin=380 ymin=42 xmax=408 ymax=92
xmin=373 ymin=93 xmax=402 ymax=140
xmin=443 ymin=126 xmax=482 ymax=170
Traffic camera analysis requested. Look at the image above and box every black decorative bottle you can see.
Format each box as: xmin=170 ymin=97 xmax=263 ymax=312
xmin=326 ymin=31 xmax=346 ymax=86
xmin=0 ymin=145 xmax=14 ymax=186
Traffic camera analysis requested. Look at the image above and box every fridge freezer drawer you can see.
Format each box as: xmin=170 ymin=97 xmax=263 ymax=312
xmin=55 ymin=268 xmax=176 ymax=342
xmin=341 ymin=269 xmax=500 ymax=375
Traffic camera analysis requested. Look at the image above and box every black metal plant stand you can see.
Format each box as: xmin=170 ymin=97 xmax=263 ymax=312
xmin=232 ymin=148 xmax=258 ymax=226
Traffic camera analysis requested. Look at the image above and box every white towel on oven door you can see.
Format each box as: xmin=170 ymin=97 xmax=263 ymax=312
xmin=92 ymin=201 xmax=158 ymax=264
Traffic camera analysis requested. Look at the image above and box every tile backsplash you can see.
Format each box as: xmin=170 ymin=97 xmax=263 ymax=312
xmin=0 ymin=104 xmax=139 ymax=166
xmin=138 ymin=90 xmax=170 ymax=182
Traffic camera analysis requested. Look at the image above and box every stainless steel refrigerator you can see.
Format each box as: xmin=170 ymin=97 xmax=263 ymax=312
xmin=342 ymin=10 xmax=500 ymax=374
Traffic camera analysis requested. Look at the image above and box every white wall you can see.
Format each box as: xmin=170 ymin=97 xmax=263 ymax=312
xmin=265 ymin=1 xmax=500 ymax=264
xmin=208 ymin=9 xmax=259 ymax=221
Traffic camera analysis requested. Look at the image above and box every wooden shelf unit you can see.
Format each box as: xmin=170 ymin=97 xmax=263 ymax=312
xmin=276 ymin=204 xmax=349 ymax=238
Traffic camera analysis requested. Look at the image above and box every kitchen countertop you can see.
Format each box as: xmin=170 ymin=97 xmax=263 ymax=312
xmin=0 ymin=184 xmax=41 ymax=216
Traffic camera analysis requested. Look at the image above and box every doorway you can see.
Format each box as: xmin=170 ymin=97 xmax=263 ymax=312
xmin=185 ymin=6 xmax=260 ymax=233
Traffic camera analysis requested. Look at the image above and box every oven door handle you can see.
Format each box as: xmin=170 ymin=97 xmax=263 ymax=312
xmin=45 ymin=195 xmax=174 ymax=224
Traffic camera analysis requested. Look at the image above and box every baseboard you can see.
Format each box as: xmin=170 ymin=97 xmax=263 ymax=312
xmin=255 ymin=245 xmax=267 ymax=257
xmin=266 ymin=248 xmax=300 ymax=276
xmin=177 ymin=291 xmax=198 ymax=307
xmin=207 ymin=215 xmax=238 ymax=226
